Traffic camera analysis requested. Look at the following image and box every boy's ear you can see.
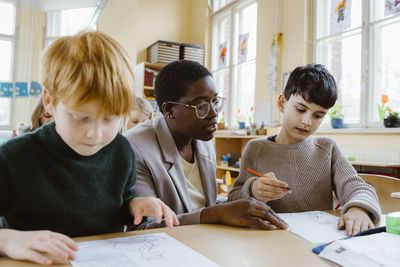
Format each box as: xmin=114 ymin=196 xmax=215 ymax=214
xmin=42 ymin=89 xmax=54 ymax=116
xmin=277 ymin=94 xmax=286 ymax=113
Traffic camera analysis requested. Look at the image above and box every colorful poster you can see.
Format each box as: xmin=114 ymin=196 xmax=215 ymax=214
xmin=30 ymin=81 xmax=42 ymax=96
xmin=238 ymin=33 xmax=249 ymax=63
xmin=330 ymin=0 xmax=352 ymax=35
xmin=0 ymin=82 xmax=13 ymax=97
xmin=15 ymin=82 xmax=28 ymax=97
xmin=218 ymin=42 xmax=227 ymax=67
xmin=384 ymin=0 xmax=400 ymax=16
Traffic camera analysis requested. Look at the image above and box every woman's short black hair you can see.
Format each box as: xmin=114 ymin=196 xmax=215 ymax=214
xmin=155 ymin=60 xmax=212 ymax=112
xmin=284 ymin=64 xmax=337 ymax=109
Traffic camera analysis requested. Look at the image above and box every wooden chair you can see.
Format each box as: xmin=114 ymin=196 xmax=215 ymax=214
xmin=359 ymin=174 xmax=400 ymax=214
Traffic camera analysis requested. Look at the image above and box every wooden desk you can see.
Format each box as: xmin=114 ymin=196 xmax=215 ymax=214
xmin=350 ymin=161 xmax=400 ymax=178
xmin=0 ymin=223 xmax=333 ymax=267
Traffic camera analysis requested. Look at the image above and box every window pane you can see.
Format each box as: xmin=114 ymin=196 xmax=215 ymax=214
xmin=234 ymin=2 xmax=257 ymax=64
xmin=372 ymin=20 xmax=400 ymax=121
xmin=214 ymin=69 xmax=230 ymax=123
xmin=0 ymin=98 xmax=11 ymax=126
xmin=212 ymin=15 xmax=231 ymax=70
xmin=46 ymin=11 xmax=62 ymax=37
xmin=317 ymin=32 xmax=362 ymax=123
xmin=371 ymin=0 xmax=400 ymax=21
xmin=0 ymin=2 xmax=15 ymax=35
xmin=213 ymin=0 xmax=235 ymax=12
xmin=47 ymin=7 xmax=96 ymax=38
xmin=232 ymin=61 xmax=255 ymax=126
xmin=61 ymin=7 xmax=96 ymax=35
xmin=0 ymin=40 xmax=12 ymax=81
xmin=315 ymin=0 xmax=362 ymax=39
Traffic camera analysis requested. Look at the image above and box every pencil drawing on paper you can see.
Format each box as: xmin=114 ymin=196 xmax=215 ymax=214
xmin=281 ymin=211 xmax=337 ymax=225
xmin=71 ymin=232 xmax=221 ymax=267
xmin=112 ymin=234 xmax=167 ymax=261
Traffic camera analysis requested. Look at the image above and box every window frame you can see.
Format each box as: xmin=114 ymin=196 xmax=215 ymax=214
xmin=0 ymin=0 xmax=17 ymax=129
xmin=210 ymin=0 xmax=257 ymax=127
xmin=313 ymin=0 xmax=400 ymax=130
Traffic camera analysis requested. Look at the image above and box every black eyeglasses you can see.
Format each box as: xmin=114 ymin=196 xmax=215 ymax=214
xmin=168 ymin=97 xmax=227 ymax=119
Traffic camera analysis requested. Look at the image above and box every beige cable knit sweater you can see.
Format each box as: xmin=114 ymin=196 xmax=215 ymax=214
xmin=228 ymin=136 xmax=381 ymax=223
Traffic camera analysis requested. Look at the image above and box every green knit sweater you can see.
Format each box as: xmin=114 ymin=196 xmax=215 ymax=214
xmin=0 ymin=122 xmax=136 ymax=237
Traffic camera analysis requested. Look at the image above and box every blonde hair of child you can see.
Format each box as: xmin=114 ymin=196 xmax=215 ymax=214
xmin=41 ymin=30 xmax=135 ymax=117
xmin=31 ymin=96 xmax=47 ymax=131
xmin=122 ymin=97 xmax=154 ymax=132
xmin=133 ymin=97 xmax=153 ymax=119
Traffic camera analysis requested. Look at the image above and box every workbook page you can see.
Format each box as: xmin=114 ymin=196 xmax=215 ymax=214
xmin=71 ymin=232 xmax=220 ymax=267
xmin=278 ymin=211 xmax=347 ymax=244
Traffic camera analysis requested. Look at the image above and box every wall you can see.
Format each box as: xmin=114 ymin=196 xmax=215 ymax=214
xmin=313 ymin=132 xmax=400 ymax=151
xmin=98 ymin=0 xmax=209 ymax=65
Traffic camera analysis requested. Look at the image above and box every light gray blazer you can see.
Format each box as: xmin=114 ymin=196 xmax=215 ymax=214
xmin=124 ymin=115 xmax=217 ymax=229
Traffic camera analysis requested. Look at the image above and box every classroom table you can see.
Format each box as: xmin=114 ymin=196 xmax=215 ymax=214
xmin=0 ymin=214 xmax=339 ymax=267
xmin=350 ymin=161 xmax=400 ymax=178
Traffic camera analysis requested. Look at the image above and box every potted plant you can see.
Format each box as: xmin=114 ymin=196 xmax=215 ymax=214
xmin=217 ymin=111 xmax=226 ymax=130
xmin=328 ymin=104 xmax=344 ymax=129
xmin=236 ymin=109 xmax=246 ymax=129
xmin=384 ymin=111 xmax=400 ymax=128
xmin=247 ymin=106 xmax=257 ymax=135
xmin=377 ymin=94 xmax=389 ymax=121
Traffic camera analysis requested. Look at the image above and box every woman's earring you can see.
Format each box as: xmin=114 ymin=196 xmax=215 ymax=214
xmin=167 ymin=113 xmax=173 ymax=119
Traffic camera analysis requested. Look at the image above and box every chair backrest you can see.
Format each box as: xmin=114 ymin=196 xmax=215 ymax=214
xmin=359 ymin=174 xmax=400 ymax=214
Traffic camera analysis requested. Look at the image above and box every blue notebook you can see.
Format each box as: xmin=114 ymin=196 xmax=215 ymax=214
xmin=312 ymin=226 xmax=386 ymax=254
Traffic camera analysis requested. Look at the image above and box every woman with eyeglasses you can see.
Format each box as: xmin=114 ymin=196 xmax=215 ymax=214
xmin=124 ymin=60 xmax=287 ymax=230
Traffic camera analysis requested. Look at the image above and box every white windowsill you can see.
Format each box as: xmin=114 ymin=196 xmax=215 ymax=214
xmin=315 ymin=127 xmax=400 ymax=134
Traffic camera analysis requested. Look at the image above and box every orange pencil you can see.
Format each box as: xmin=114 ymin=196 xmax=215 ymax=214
xmin=246 ymin=168 xmax=291 ymax=190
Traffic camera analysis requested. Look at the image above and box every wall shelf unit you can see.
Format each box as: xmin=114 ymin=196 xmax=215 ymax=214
xmin=133 ymin=62 xmax=166 ymax=98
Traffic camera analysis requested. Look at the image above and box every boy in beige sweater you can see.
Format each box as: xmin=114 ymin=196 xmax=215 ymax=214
xmin=229 ymin=64 xmax=381 ymax=236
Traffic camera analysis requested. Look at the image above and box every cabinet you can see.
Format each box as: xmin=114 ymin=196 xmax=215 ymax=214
xmin=214 ymin=127 xmax=281 ymax=195
xmin=132 ymin=62 xmax=166 ymax=99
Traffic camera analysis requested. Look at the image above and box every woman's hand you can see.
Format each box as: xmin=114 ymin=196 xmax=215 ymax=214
xmin=337 ymin=207 xmax=374 ymax=236
xmin=130 ymin=197 xmax=180 ymax=228
xmin=0 ymin=229 xmax=77 ymax=265
xmin=200 ymin=197 xmax=288 ymax=230
xmin=251 ymin=172 xmax=292 ymax=202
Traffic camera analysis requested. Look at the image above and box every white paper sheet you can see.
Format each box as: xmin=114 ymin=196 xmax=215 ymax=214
xmin=319 ymin=232 xmax=400 ymax=267
xmin=278 ymin=211 xmax=347 ymax=244
xmin=70 ymin=232 xmax=220 ymax=267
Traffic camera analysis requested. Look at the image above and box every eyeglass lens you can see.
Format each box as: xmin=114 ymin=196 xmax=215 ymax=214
xmin=196 ymin=99 xmax=225 ymax=118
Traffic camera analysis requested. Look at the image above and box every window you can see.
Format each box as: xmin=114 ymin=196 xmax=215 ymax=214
xmin=45 ymin=7 xmax=98 ymax=47
xmin=314 ymin=0 xmax=400 ymax=128
xmin=0 ymin=0 xmax=16 ymax=127
xmin=211 ymin=0 xmax=257 ymax=127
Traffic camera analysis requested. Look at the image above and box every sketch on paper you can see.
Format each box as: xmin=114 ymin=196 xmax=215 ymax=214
xmin=330 ymin=0 xmax=352 ymax=35
xmin=71 ymin=232 xmax=220 ymax=267
xmin=278 ymin=211 xmax=347 ymax=244
xmin=385 ymin=0 xmax=400 ymax=16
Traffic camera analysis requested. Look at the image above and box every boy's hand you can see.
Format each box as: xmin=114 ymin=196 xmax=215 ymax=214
xmin=200 ymin=197 xmax=289 ymax=230
xmin=337 ymin=207 xmax=374 ymax=236
xmin=0 ymin=229 xmax=77 ymax=265
xmin=251 ymin=172 xmax=292 ymax=202
xmin=130 ymin=197 xmax=180 ymax=228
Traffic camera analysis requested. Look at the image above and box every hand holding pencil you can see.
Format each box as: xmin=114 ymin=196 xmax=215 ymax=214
xmin=248 ymin=168 xmax=292 ymax=202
